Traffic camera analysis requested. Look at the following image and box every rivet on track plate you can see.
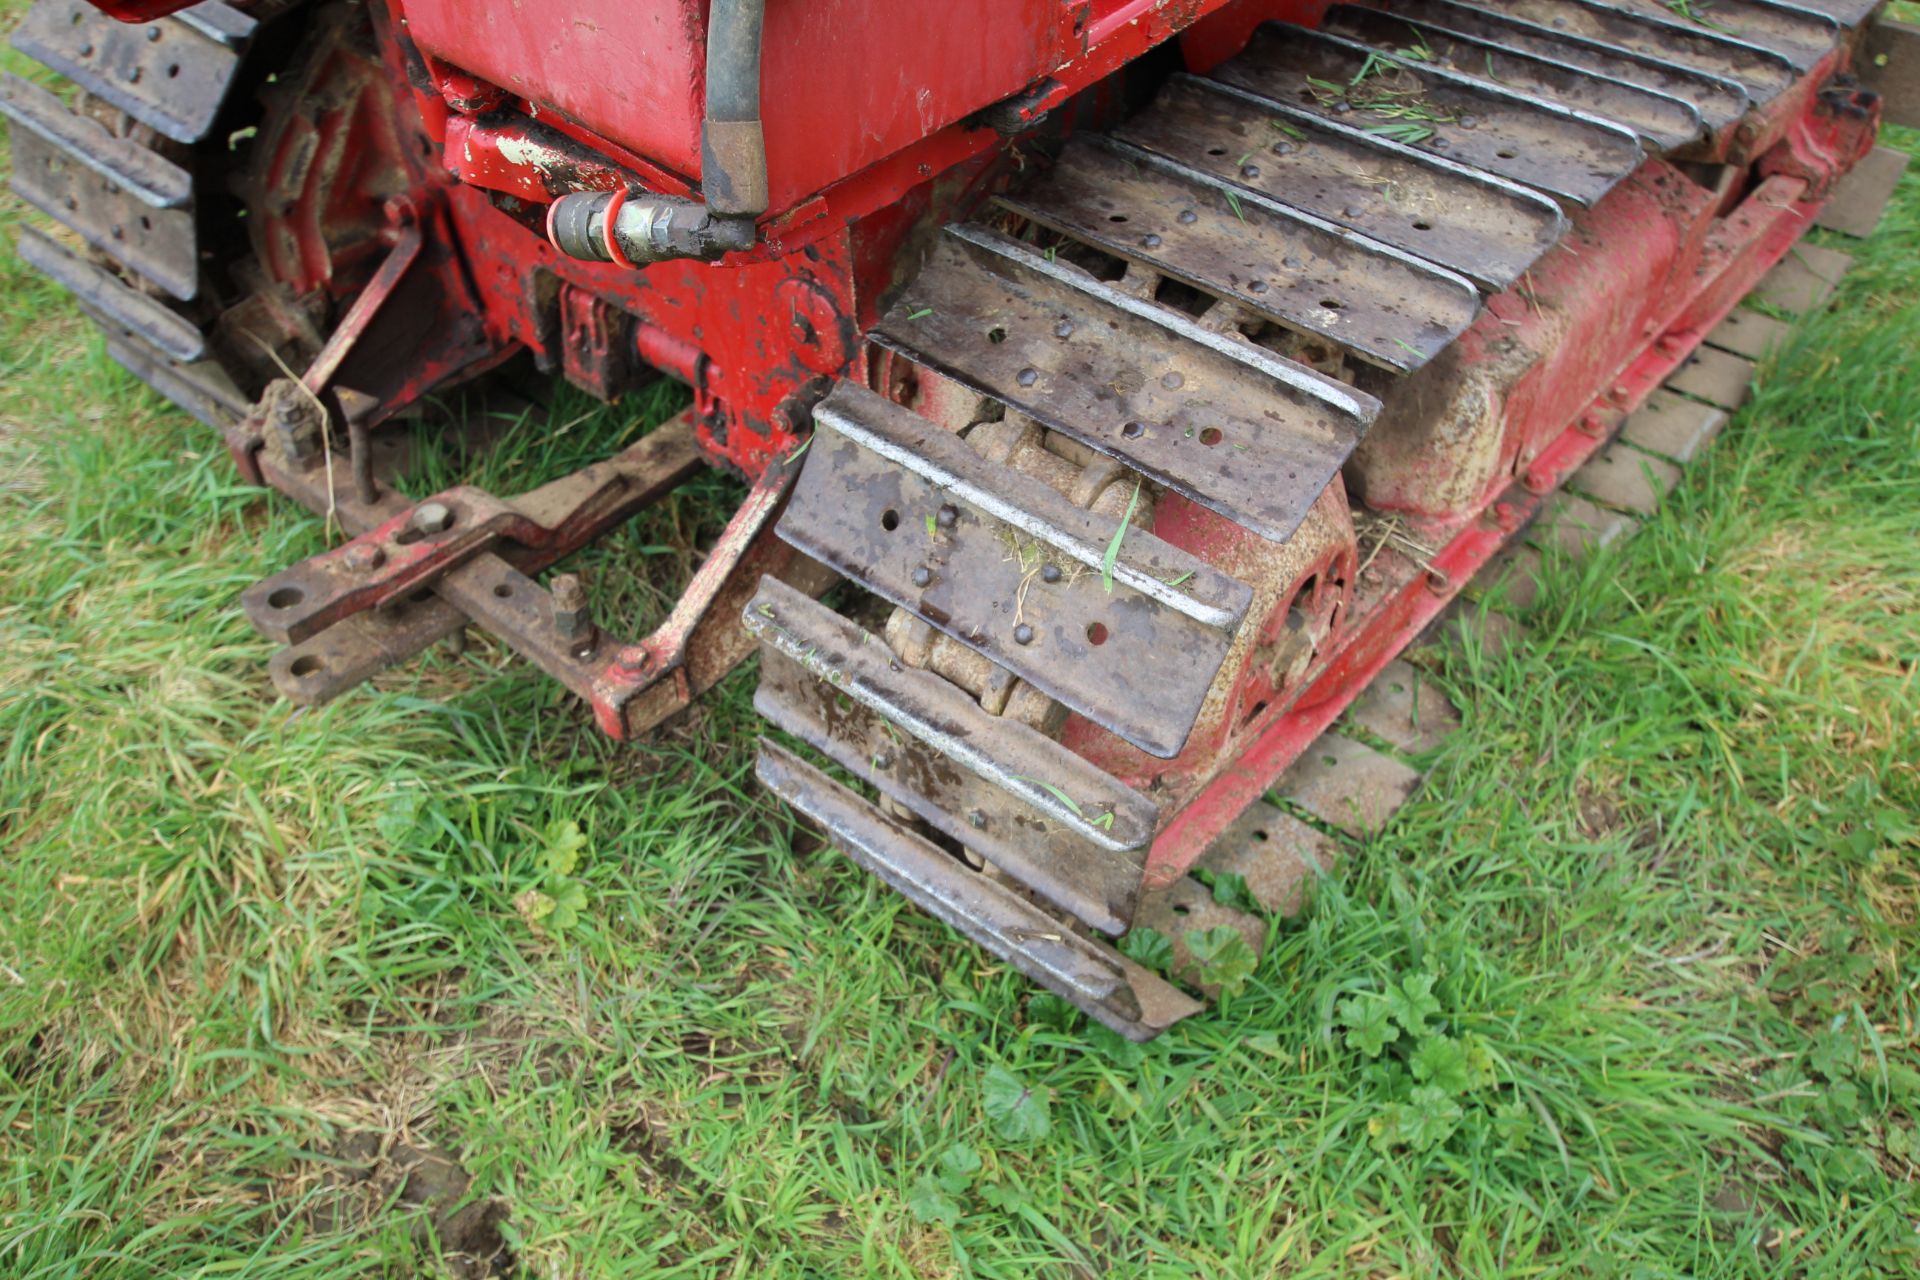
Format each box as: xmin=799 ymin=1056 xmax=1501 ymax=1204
xmin=1053 ymin=319 xmax=1074 ymax=339
xmin=146 ymin=25 xmax=161 ymax=40
xmin=967 ymin=809 xmax=988 ymax=829
xmin=1141 ymin=234 xmax=1162 ymax=249
xmin=1177 ymin=209 xmax=1198 ymax=223
xmin=1041 ymin=564 xmax=1062 ymax=583
xmin=1013 ymin=623 xmax=1034 ymax=646
xmin=1161 ymin=371 xmax=1184 ymax=389
xmin=1577 ymin=412 xmax=1606 ymax=437
xmin=1271 ymin=141 xmax=1295 ymax=156
xmin=1425 ymin=569 xmax=1450 ymax=594
xmin=1240 ymin=164 xmax=1260 ymax=179
xmin=1609 ymin=385 xmax=1631 ymax=405
xmin=872 ymin=750 xmax=894 ymax=770
xmin=911 ymin=566 xmax=933 ymax=587
xmin=1522 ymin=469 xmax=1552 ymax=495
xmin=1016 ymin=367 xmax=1039 ymax=387
xmin=936 ymin=504 xmax=958 ymax=529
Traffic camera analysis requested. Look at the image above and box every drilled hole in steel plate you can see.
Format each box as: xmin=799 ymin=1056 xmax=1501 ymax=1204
xmin=1086 ymin=622 xmax=1109 ymax=647
xmin=166 ymin=64 xmax=180 ymax=78
xmin=1199 ymin=427 xmax=1223 ymax=447
xmin=1496 ymin=149 xmax=1518 ymax=159
xmin=1322 ymin=753 xmax=1338 ymax=767
xmin=492 ymin=583 xmax=513 ymax=599
xmin=1206 ymin=146 xmax=1227 ymax=156
xmin=1390 ymin=682 xmax=1407 ymax=695
xmin=1171 ymin=902 xmax=1192 ymax=916
xmin=1412 ymin=220 xmax=1433 ymax=231
xmin=1107 ymin=214 xmax=1129 ymax=223
xmin=986 ymin=326 xmax=1008 ymax=344
xmin=880 ymin=508 xmax=901 ymax=531
xmin=288 ymin=655 xmax=324 ymax=678
xmin=1320 ymin=298 xmax=1344 ymax=311
xmin=1253 ymin=829 xmax=1270 ymax=842
xmin=267 ymin=586 xmax=304 ymax=609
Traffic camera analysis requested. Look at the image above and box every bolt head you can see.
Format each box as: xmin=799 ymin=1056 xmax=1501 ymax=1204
xmin=343 ymin=542 xmax=386 ymax=573
xmin=412 ymin=501 xmax=453 ymax=535
xmin=967 ymin=809 xmax=988 ymax=830
xmin=551 ymin=572 xmax=587 ymax=611
xmin=936 ymin=505 xmax=959 ymax=529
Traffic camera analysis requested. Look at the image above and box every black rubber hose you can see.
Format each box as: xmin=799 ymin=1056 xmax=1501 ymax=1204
xmin=701 ymin=0 xmax=769 ymax=219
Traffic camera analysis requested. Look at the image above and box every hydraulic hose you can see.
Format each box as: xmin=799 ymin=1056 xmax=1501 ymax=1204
xmin=701 ymin=0 xmax=769 ymax=219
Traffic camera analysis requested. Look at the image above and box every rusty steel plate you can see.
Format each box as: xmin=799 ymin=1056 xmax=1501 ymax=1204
xmin=105 ymin=333 xmax=248 ymax=430
xmin=755 ymin=652 xmax=1145 ymax=935
xmin=1000 ymin=136 xmax=1480 ymax=371
xmin=1582 ymin=0 xmax=1838 ymax=68
xmin=873 ymin=225 xmax=1379 ymax=544
xmin=11 ymin=0 xmax=250 ymax=144
xmin=2 ymin=77 xmax=198 ymax=299
xmin=1355 ymin=0 xmax=1750 ymax=134
xmin=1320 ymin=6 xmax=1706 ymax=152
xmin=779 ymin=383 xmax=1251 ymax=759
xmin=1462 ymin=0 xmax=1797 ymax=101
xmin=1214 ymin=24 xmax=1643 ymax=207
xmin=0 ymin=78 xmax=193 ymax=208
xmin=1769 ymin=0 xmax=1877 ymax=23
xmin=755 ymin=741 xmax=1202 ymax=1042
xmin=1117 ymin=75 xmax=1564 ymax=293
xmin=743 ymin=576 xmax=1160 ymax=852
xmin=17 ymin=223 xmax=204 ymax=361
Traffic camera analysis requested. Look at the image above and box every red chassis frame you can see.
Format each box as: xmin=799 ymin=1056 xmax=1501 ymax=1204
xmin=104 ymin=0 xmax=1877 ymax=888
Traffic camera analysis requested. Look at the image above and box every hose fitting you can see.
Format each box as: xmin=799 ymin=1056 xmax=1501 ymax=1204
xmin=546 ymin=189 xmax=755 ymax=266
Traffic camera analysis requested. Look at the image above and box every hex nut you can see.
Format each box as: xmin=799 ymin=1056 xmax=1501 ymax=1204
xmin=411 ymin=501 xmax=454 ymax=535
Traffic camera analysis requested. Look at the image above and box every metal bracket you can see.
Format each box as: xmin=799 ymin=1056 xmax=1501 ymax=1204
xmin=244 ymin=472 xmax=634 ymax=645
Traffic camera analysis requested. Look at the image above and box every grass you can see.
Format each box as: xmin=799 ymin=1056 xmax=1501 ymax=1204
xmin=2 ymin=14 xmax=1919 ymax=1280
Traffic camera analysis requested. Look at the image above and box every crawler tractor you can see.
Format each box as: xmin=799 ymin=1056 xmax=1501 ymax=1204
xmin=4 ymin=0 xmax=1906 ymax=1037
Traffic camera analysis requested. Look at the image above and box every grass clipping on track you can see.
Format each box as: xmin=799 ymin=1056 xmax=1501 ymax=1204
xmin=3 ymin=24 xmax=1920 ymax=1280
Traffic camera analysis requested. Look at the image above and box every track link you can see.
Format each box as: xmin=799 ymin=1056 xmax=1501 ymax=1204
xmin=750 ymin=3 xmax=1884 ymax=1034
xmin=3 ymin=0 xmax=260 ymax=426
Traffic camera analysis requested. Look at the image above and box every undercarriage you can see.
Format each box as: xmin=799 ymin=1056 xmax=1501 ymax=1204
xmin=4 ymin=0 xmax=1906 ymax=1037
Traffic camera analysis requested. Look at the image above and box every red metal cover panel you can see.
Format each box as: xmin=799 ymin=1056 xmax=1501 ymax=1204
xmin=398 ymin=0 xmax=1070 ymax=210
